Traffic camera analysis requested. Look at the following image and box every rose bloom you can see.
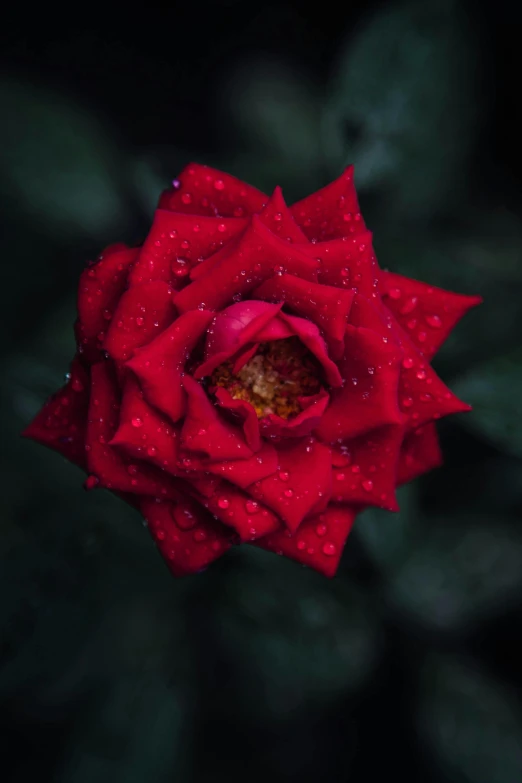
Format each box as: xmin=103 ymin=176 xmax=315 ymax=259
xmin=24 ymin=163 xmax=481 ymax=577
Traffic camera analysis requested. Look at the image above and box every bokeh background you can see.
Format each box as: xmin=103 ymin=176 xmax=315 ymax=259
xmin=2 ymin=1 xmax=522 ymax=780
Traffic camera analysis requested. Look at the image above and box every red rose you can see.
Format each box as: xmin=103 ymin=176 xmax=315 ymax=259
xmin=24 ymin=163 xmax=481 ymax=577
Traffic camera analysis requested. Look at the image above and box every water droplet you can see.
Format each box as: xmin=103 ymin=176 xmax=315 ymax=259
xmin=132 ymin=417 xmax=143 ymax=428
xmin=400 ymin=296 xmax=418 ymax=314
xmin=218 ymin=497 xmax=230 ymax=509
xmin=181 ymin=192 xmax=192 ymax=205
xmin=278 ymin=471 xmax=289 ymax=481
xmin=136 ymin=317 xmax=144 ymax=327
xmin=362 ymin=479 xmax=374 ymax=492
xmin=425 ymin=314 xmax=442 ymax=328
xmin=84 ymin=475 xmax=99 ymax=490
xmin=193 ymin=529 xmax=207 ymax=542
xmin=283 ymin=488 xmax=294 ymax=498
xmin=297 ymin=540 xmax=306 ymax=550
xmin=214 ymin=179 xmax=225 ymax=191
xmin=388 ymin=288 xmax=401 ymax=300
xmin=402 ymin=357 xmax=414 ymax=369
xmin=315 ymin=523 xmax=327 ymax=537
xmin=245 ymin=499 xmax=260 ymax=514
xmin=322 ymin=542 xmax=337 ymax=556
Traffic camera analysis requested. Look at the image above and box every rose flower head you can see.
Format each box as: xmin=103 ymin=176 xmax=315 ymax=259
xmin=24 ymin=163 xmax=481 ymax=577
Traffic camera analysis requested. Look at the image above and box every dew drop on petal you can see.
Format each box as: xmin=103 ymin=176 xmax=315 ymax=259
xmin=425 ymin=314 xmax=442 ymax=328
xmin=322 ymin=542 xmax=337 ymax=556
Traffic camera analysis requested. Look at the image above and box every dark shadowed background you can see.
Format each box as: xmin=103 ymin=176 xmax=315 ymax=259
xmin=2 ymin=1 xmax=522 ymax=780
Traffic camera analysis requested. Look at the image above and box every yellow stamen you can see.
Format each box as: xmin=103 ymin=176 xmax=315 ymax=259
xmin=209 ymin=337 xmax=321 ymax=419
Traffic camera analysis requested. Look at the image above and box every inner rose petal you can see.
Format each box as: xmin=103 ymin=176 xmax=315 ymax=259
xmin=208 ymin=337 xmax=323 ymax=420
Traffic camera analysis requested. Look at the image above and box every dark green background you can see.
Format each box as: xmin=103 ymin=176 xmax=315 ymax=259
xmin=2 ymin=1 xmax=522 ymax=780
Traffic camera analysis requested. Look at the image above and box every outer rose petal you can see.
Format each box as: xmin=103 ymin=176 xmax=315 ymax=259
xmin=204 ymin=442 xmax=279 ymax=488
xmin=349 ymin=294 xmax=471 ymax=431
xmin=158 ymin=163 xmax=267 ymax=216
xmin=141 ymin=497 xmax=232 ymax=576
xmin=290 ymin=166 xmax=366 ymax=241
xmin=22 ymin=356 xmax=89 ymax=468
xmin=253 ymin=274 xmax=354 ymax=359
xmin=201 ymin=484 xmax=280 ymax=541
xmin=257 ymin=186 xmax=309 ymax=242
xmin=85 ymin=362 xmax=179 ymax=499
xmin=381 ymin=271 xmax=483 ymax=359
xmin=253 ymin=505 xmax=357 ymax=577
xmin=104 ymin=281 xmax=176 ymax=363
xmin=173 ymin=216 xmax=319 ymax=314
xmin=297 ymin=232 xmax=380 ymax=299
xmin=330 ymin=424 xmax=405 ymax=511
xmin=126 ymin=309 xmax=215 ymax=424
xmin=248 ymin=440 xmax=333 ymax=533
xmin=397 ymin=423 xmax=443 ymax=485
xmin=315 ymin=325 xmax=403 ymax=443
xmin=128 ymin=210 xmax=247 ymax=287
xmin=76 ymin=246 xmax=138 ymax=364
xmin=109 ymin=374 xmax=181 ymax=476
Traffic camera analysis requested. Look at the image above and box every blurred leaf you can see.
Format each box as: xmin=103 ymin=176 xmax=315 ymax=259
xmin=0 ymin=78 xmax=128 ymax=237
xmin=323 ymin=0 xmax=480 ymax=217
xmin=418 ymin=654 xmax=522 ymax=782
xmin=453 ymin=350 xmax=522 ymax=457
xmin=387 ymin=515 xmax=522 ymax=633
xmin=218 ymin=547 xmax=381 ymax=719
xmin=55 ymin=678 xmax=191 ymax=783
xmin=218 ymin=57 xmax=323 ymax=199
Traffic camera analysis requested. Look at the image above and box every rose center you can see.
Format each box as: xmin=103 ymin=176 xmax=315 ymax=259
xmin=209 ymin=337 xmax=322 ymax=419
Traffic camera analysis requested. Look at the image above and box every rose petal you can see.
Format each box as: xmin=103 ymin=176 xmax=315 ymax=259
xmin=104 ymin=281 xmax=176 ymax=363
xmin=141 ymin=497 xmax=232 ymax=576
xmin=85 ymin=362 xmax=180 ymax=499
xmin=381 ymin=271 xmax=483 ymax=359
xmin=128 ymin=209 xmax=246 ymax=287
xmin=126 ymin=309 xmax=215 ymax=424
xmin=158 ymin=163 xmax=267 ymax=216
xmin=202 ymin=484 xmax=280 ymax=541
xmin=253 ymin=274 xmax=354 ymax=359
xmin=260 ymin=390 xmax=330 ymax=439
xmin=22 ymin=356 xmax=90 ymax=468
xmin=290 ymin=165 xmax=366 ymax=241
xmin=278 ymin=311 xmax=343 ymax=387
xmin=173 ymin=216 xmax=319 ymax=314
xmin=76 ymin=246 xmax=138 ymax=363
xmin=315 ymin=325 xmax=403 ymax=443
xmin=248 ymin=440 xmax=332 ymax=533
xmin=253 ymin=505 xmax=357 ymax=577
xmin=204 ymin=442 xmax=279 ymax=488
xmin=257 ymin=186 xmax=309 ymax=242
xmin=199 ymin=300 xmax=284 ymax=366
xmin=397 ymin=423 xmax=443 ymax=484
xmin=330 ymin=423 xmax=405 ymax=511
xmin=297 ymin=231 xmax=380 ymax=299
xmin=181 ymin=374 xmax=254 ymax=459
xmin=109 ymin=374 xmax=181 ymax=475
xmin=214 ymin=387 xmax=262 ymax=451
